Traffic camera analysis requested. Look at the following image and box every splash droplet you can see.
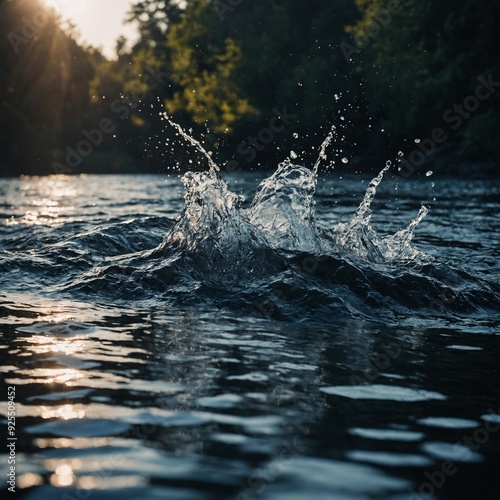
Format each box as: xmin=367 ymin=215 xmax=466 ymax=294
xmin=414 ymin=138 xmax=421 ymax=144
xmin=398 ymin=151 xmax=404 ymax=157
xmin=290 ymin=150 xmax=298 ymax=159
xmin=341 ymin=157 xmax=349 ymax=164
xmin=426 ymin=170 xmax=433 ymax=177
xmin=293 ymin=133 xmax=299 ymax=139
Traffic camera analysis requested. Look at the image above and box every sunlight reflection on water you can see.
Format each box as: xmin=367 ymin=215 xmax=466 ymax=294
xmin=1 ymin=174 xmax=499 ymax=498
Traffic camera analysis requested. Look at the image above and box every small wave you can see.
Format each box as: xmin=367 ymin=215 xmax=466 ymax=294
xmin=68 ymin=155 xmax=498 ymax=324
xmin=27 ymin=122 xmax=498 ymax=325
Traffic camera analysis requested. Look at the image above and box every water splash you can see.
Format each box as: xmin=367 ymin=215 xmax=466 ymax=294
xmin=162 ymin=168 xmax=283 ymax=280
xmin=313 ymin=124 xmax=337 ymax=175
xmin=163 ymin=121 xmax=428 ymax=268
xmin=162 ymin=112 xmax=220 ymax=174
xmin=319 ymin=159 xmax=430 ymax=263
xmin=355 ymin=160 xmax=392 ymax=222
xmin=379 ymin=205 xmax=429 ymax=260
xmin=248 ymin=161 xmax=320 ymax=252
xmin=32 ymin=116 xmax=496 ymax=321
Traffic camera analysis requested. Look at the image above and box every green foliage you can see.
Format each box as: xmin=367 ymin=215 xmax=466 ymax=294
xmin=159 ymin=0 xmax=362 ymax=165
xmin=232 ymin=0 xmax=360 ymax=128
xmin=0 ymin=0 xmax=101 ymax=175
xmin=166 ymin=2 xmax=256 ymax=133
xmin=0 ymin=0 xmax=498 ymax=176
xmin=349 ymin=0 xmax=500 ymax=160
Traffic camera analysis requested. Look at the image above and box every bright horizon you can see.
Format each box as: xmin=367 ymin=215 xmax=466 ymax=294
xmin=45 ymin=0 xmax=138 ymax=58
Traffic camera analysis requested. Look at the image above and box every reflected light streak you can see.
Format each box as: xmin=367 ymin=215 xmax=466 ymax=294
xmin=35 ymin=437 xmax=110 ymax=449
xmin=36 ymin=367 xmax=85 ymax=385
xmin=8 ymin=177 xmax=78 ymax=227
xmin=28 ymin=335 xmax=87 ymax=357
xmin=40 ymin=404 xmax=85 ymax=420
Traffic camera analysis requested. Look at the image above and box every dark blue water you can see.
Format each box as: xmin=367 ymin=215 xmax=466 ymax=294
xmin=1 ymin=168 xmax=500 ymax=499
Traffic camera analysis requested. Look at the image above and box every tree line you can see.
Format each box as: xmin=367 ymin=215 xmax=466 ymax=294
xmin=1 ymin=0 xmax=498 ymax=176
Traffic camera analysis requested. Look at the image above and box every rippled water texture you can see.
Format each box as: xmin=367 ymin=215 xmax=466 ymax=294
xmin=1 ymin=166 xmax=500 ymax=499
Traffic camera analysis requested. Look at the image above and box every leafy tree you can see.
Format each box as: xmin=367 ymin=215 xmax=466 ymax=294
xmin=127 ymin=0 xmax=183 ymax=48
xmin=149 ymin=0 xmax=362 ymax=167
xmin=165 ymin=1 xmax=256 ymax=134
xmin=348 ymin=0 xmax=500 ymax=161
xmin=0 ymin=0 xmax=98 ymax=175
xmin=1 ymin=0 xmax=498 ymax=176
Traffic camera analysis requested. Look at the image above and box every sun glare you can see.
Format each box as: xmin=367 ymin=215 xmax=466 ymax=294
xmin=40 ymin=0 xmax=138 ymax=59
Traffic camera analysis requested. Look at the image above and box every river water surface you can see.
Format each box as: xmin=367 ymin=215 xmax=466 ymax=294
xmin=1 ymin=166 xmax=499 ymax=499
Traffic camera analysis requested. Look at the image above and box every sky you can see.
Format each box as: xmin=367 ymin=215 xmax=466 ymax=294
xmin=45 ymin=0 xmax=138 ymax=59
